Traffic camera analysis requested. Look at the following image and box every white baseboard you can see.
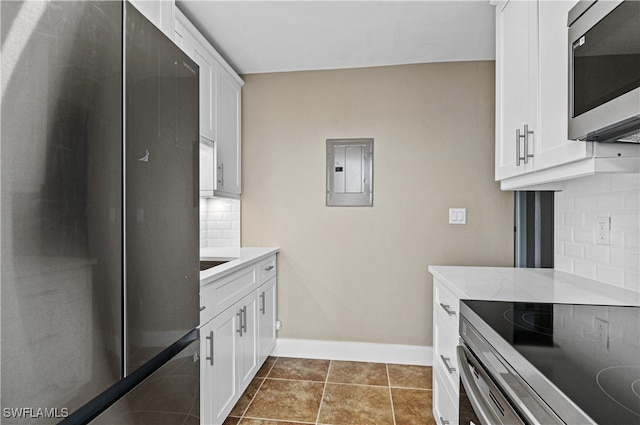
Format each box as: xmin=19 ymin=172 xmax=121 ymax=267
xmin=272 ymin=338 xmax=433 ymax=366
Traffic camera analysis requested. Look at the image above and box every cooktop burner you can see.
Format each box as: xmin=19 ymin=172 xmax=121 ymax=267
xmin=597 ymin=366 xmax=640 ymax=419
xmin=463 ymin=300 xmax=640 ymax=425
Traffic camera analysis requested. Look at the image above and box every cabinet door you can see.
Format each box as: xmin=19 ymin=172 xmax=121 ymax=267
xmin=495 ymin=0 xmax=538 ymax=180
xmin=174 ymin=17 xmax=218 ymax=143
xmin=237 ymin=291 xmax=259 ymax=393
xmin=202 ymin=308 xmax=238 ymax=425
xmin=199 ymin=138 xmax=215 ymax=196
xmin=216 ymin=70 xmax=242 ymax=195
xmin=128 ymin=0 xmax=174 ymax=39
xmin=535 ymin=0 xmax=592 ymax=170
xmin=257 ymin=278 xmax=277 ymax=365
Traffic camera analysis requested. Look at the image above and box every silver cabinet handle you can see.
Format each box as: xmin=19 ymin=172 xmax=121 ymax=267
xmin=516 ymin=128 xmax=521 ymax=166
xmin=200 ymin=306 xmax=206 ymax=311
xmin=523 ymin=124 xmax=534 ymax=164
xmin=440 ymin=355 xmax=456 ymax=374
xmin=242 ymin=306 xmax=247 ymax=332
xmin=439 ymin=303 xmax=456 ymax=316
xmin=439 ymin=417 xmax=450 ymax=425
xmin=217 ymin=162 xmax=224 ymax=187
xmin=516 ymin=125 xmax=534 ymax=166
xmin=206 ymin=331 xmax=214 ymax=366
xmin=236 ymin=310 xmax=243 ymax=337
xmin=264 ymin=265 xmax=275 ymax=271
xmin=260 ymin=292 xmax=266 ymax=314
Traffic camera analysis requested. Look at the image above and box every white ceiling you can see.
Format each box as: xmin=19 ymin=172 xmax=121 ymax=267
xmin=175 ymin=1 xmax=496 ymax=75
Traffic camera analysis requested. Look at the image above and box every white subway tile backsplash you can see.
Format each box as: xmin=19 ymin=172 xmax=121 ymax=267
xmin=626 ymin=231 xmax=640 ymax=250
xmin=573 ymin=260 xmax=596 ymax=280
xmin=574 ymin=228 xmax=594 ymax=244
xmin=555 ymin=173 xmax=639 ymax=292
xmin=555 ymin=227 xmax=574 ymax=242
xmin=611 ymin=212 xmax=640 ymax=229
xmin=555 ymin=255 xmax=573 ymax=272
xmin=564 ymin=212 xmax=584 ymax=227
xmin=596 ymin=264 xmax=625 ymax=287
xmin=574 ymin=196 xmax=596 ymax=210
xmin=200 ymin=197 xmax=240 ymax=248
xmin=564 ymin=243 xmax=584 ymax=259
xmin=611 ymin=173 xmax=640 ymax=191
xmin=596 ymin=194 xmax=624 ymax=211
xmin=584 ymin=245 xmax=609 ymax=264
xmin=624 ymin=191 xmax=639 ymax=210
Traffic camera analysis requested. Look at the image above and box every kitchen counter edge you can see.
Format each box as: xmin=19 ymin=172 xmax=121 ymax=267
xmin=200 ymin=247 xmax=279 ymax=286
xmin=428 ymin=265 xmax=640 ymax=306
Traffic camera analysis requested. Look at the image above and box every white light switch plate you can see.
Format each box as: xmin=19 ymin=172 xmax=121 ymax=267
xmin=449 ymin=208 xmax=466 ymax=225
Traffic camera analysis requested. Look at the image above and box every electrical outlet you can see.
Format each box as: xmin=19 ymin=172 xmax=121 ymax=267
xmin=595 ymin=317 xmax=609 ymax=349
xmin=596 ymin=217 xmax=610 ymax=245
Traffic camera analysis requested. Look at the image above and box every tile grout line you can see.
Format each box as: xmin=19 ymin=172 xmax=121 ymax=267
xmin=235 ymin=357 xmax=280 ymax=422
xmin=315 ymin=359 xmax=332 ymax=425
xmin=386 ymin=363 xmax=397 ymax=425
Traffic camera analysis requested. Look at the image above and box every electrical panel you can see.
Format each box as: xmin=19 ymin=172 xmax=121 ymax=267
xmin=326 ymin=138 xmax=373 ymax=207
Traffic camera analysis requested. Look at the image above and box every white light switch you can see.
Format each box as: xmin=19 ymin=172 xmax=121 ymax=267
xmin=449 ymin=208 xmax=466 ymax=224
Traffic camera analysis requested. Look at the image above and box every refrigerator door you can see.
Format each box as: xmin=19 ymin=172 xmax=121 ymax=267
xmin=90 ymin=336 xmax=200 ymax=425
xmin=1 ymin=1 xmax=123 ymax=421
xmin=124 ymin=2 xmax=200 ymax=375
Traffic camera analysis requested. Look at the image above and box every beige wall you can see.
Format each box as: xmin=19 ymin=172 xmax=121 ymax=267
xmin=241 ymin=61 xmax=513 ymax=347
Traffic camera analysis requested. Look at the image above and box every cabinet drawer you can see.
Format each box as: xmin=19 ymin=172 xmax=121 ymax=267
xmin=434 ymin=315 xmax=459 ymax=397
xmin=434 ymin=366 xmax=459 ymax=425
xmin=201 ymin=265 xmax=257 ymax=322
xmin=434 ymin=280 xmax=459 ymax=331
xmin=258 ymin=255 xmax=277 ymax=285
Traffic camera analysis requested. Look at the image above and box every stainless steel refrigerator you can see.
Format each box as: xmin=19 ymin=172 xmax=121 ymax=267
xmin=1 ymin=2 xmax=200 ymax=424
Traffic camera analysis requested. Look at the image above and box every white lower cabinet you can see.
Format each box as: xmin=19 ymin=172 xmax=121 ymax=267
xmin=200 ymin=254 xmax=277 ymax=425
xmin=201 ymin=306 xmax=238 ymax=425
xmin=434 ymin=366 xmax=459 ymax=425
xmin=257 ymin=277 xmax=277 ymax=365
xmin=433 ymin=277 xmax=461 ymax=424
xmin=237 ymin=291 xmax=259 ymax=392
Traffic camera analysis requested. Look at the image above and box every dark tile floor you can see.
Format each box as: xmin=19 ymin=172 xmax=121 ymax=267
xmin=222 ymin=357 xmax=437 ymax=425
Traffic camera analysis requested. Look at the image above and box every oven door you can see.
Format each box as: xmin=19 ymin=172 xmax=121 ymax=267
xmin=457 ymin=344 xmax=526 ymax=425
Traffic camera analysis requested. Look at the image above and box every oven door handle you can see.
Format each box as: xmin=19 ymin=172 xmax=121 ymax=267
xmin=457 ymin=345 xmax=526 ymax=425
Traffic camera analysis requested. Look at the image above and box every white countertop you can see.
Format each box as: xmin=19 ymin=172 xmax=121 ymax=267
xmin=428 ymin=266 xmax=640 ymax=306
xmin=200 ymin=247 xmax=279 ymax=286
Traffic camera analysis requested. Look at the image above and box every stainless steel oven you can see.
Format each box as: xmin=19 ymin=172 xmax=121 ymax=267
xmin=459 ymin=300 xmax=640 ymax=425
xmin=568 ymin=0 xmax=640 ymax=143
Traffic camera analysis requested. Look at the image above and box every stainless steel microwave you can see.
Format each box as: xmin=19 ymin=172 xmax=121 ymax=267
xmin=568 ymin=0 xmax=640 ymax=143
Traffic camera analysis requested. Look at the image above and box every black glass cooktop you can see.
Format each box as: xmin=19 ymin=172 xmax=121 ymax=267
xmin=463 ymin=300 xmax=640 ymax=425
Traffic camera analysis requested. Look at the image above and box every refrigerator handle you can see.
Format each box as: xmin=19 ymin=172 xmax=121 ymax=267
xmin=193 ymin=140 xmax=199 ymax=208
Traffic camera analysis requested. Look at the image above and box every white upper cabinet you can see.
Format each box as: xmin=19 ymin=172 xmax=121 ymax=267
xmin=535 ymin=1 xmax=592 ymax=170
xmin=216 ymin=70 xmax=242 ymax=196
xmin=173 ymin=8 xmax=244 ymax=197
xmin=174 ymin=11 xmax=218 ymax=143
xmin=128 ymin=0 xmax=174 ymax=39
xmin=495 ymin=0 xmax=538 ymax=181
xmin=495 ymin=0 xmax=639 ymax=190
